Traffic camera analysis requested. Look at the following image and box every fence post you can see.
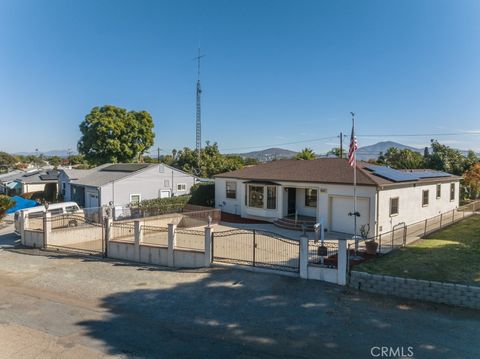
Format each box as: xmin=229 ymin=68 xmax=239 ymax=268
xmin=337 ymin=239 xmax=347 ymax=286
xmin=104 ymin=216 xmax=112 ymax=257
xmin=204 ymin=225 xmax=213 ymax=267
xmin=20 ymin=211 xmax=27 ymax=245
xmin=167 ymin=223 xmax=176 ymax=267
xmin=43 ymin=211 xmax=51 ymax=248
xmin=424 ymin=219 xmax=427 ymax=237
xmin=134 ymin=220 xmax=142 ymax=262
xmin=299 ymin=234 xmax=308 ymax=279
xmin=253 ymin=229 xmax=256 ymax=267
xmin=452 ymin=209 xmax=454 ymax=223
xmin=440 ymin=213 xmax=443 ymax=228
xmin=403 ymin=226 xmax=407 ymax=247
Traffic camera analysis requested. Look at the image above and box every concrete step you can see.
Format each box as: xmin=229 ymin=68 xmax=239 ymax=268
xmin=273 ymin=219 xmax=315 ymax=232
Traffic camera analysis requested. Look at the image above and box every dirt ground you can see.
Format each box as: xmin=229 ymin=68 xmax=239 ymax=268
xmin=1 ymin=223 xmax=480 ymax=359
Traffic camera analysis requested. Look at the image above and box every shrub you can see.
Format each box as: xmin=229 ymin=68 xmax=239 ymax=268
xmin=189 ymin=182 xmax=215 ymax=207
xmin=130 ymin=195 xmax=191 ymax=216
xmin=0 ymin=195 xmax=15 ymax=220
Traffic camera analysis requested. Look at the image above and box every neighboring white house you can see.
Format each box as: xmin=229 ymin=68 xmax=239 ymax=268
xmin=58 ymin=163 xmax=198 ymax=208
xmin=214 ymin=158 xmax=461 ymax=237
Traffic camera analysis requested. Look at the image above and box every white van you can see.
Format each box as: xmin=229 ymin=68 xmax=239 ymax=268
xmin=14 ymin=202 xmax=82 ymax=235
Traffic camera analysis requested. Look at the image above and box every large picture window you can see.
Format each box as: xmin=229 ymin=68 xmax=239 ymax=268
xmin=226 ymin=181 xmax=237 ymax=199
xmin=305 ymin=189 xmax=317 ymax=208
xmin=248 ymin=186 xmax=264 ymax=208
xmin=267 ymin=186 xmax=277 ymax=209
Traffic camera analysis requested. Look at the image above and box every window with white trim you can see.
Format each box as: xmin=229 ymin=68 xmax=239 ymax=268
xmin=305 ymin=189 xmax=317 ymax=208
xmin=450 ymin=183 xmax=455 ymax=201
xmin=436 ymin=184 xmax=441 ymax=199
xmin=226 ymin=181 xmax=237 ymax=199
xmin=390 ymin=197 xmax=399 ymax=216
xmin=130 ymin=194 xmax=141 ymax=205
xmin=177 ymin=183 xmax=186 ymax=191
xmin=267 ymin=186 xmax=277 ymax=209
xmin=422 ymin=190 xmax=429 ymax=206
xmin=248 ymin=185 xmax=264 ymax=208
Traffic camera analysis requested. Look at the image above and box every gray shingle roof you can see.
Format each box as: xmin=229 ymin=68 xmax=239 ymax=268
xmin=71 ymin=164 xmax=156 ymax=187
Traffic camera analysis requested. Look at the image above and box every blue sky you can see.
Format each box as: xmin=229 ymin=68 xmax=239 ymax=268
xmin=1 ymin=0 xmax=480 ymax=155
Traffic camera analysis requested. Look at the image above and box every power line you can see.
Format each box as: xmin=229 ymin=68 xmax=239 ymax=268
xmin=221 ymin=136 xmax=338 ymax=152
xmin=219 ymin=131 xmax=480 ymax=152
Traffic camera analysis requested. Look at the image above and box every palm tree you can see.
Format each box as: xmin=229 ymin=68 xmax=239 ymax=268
xmin=295 ymin=148 xmax=316 ymax=160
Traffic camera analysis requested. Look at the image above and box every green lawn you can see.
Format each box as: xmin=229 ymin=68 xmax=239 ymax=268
xmin=355 ymin=215 xmax=480 ymax=286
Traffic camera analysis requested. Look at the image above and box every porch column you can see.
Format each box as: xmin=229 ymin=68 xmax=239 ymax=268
xmin=277 ymin=186 xmax=284 ymax=217
xmin=316 ymin=187 xmax=321 ymax=223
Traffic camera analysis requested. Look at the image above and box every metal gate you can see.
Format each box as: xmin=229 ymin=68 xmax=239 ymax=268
xmin=46 ymin=214 xmax=105 ymax=255
xmin=212 ymin=229 xmax=299 ymax=272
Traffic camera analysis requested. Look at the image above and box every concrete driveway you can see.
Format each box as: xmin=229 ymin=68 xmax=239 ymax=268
xmin=0 ymin=223 xmax=479 ymax=358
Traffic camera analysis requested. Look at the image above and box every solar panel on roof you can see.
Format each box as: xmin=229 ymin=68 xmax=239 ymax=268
xmin=413 ymin=171 xmax=452 ymax=179
xmin=39 ymin=174 xmax=58 ymax=180
xmin=101 ymin=164 xmax=150 ymax=172
xmin=365 ymin=165 xmax=419 ymax=182
xmin=22 ymin=171 xmax=41 ymax=177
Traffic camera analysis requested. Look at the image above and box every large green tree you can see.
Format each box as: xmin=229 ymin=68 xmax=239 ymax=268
xmin=424 ymin=140 xmax=468 ymax=176
xmin=173 ymin=142 xmax=244 ymax=178
xmin=377 ymin=148 xmax=424 ymax=169
xmin=78 ymin=105 xmax=155 ymax=164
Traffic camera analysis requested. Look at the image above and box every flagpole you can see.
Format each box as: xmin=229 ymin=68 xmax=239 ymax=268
xmin=352 ymin=113 xmax=358 ymax=253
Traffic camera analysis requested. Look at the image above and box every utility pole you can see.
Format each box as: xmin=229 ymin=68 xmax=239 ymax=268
xmin=157 ymin=147 xmax=161 ymax=164
xmin=339 ymin=132 xmax=343 ymax=158
xmin=338 ymin=132 xmax=347 ymax=158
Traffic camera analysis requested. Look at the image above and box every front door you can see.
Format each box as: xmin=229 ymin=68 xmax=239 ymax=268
xmin=287 ymin=188 xmax=296 ymax=215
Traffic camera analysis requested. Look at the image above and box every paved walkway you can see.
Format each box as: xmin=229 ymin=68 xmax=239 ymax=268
xmin=1 ymin=223 xmax=480 ymax=358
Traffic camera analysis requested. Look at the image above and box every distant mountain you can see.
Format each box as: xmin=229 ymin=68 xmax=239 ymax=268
xmin=356 ymin=141 xmax=423 ymax=161
xmin=14 ymin=150 xmax=76 ymax=158
xmin=233 ymin=147 xmax=297 ymax=162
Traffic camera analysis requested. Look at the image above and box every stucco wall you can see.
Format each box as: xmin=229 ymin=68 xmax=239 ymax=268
xmin=377 ymin=181 xmax=460 ymax=233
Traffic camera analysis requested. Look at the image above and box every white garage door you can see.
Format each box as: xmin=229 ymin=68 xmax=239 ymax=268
xmin=330 ymin=196 xmax=370 ymax=234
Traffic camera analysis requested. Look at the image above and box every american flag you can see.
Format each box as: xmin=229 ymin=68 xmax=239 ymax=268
xmin=347 ymin=125 xmax=358 ymax=166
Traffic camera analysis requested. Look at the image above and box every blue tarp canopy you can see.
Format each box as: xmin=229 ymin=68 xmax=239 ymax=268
xmin=6 ymin=196 xmax=38 ymax=214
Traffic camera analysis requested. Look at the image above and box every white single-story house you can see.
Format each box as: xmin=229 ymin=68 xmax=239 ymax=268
xmin=214 ymin=158 xmax=461 ymax=237
xmin=59 ymin=163 xmax=198 ymax=208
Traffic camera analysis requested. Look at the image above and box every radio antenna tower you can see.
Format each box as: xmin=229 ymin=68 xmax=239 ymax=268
xmin=194 ymin=48 xmax=205 ymax=168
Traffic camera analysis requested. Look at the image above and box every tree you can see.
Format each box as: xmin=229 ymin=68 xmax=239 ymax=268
xmin=48 ymin=156 xmax=62 ymax=168
xmin=0 ymin=152 xmax=18 ymax=167
xmin=173 ymin=142 xmax=244 ymax=178
xmin=78 ymin=105 xmax=155 ymax=165
xmin=463 ymin=163 xmax=480 ymax=199
xmin=295 ymin=148 xmax=316 ymax=160
xmin=0 ymin=195 xmax=14 ymax=220
xmin=327 ymin=147 xmax=344 ymax=158
xmin=377 ymin=148 xmax=424 ymax=169
xmin=424 ymin=140 xmax=467 ymax=175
